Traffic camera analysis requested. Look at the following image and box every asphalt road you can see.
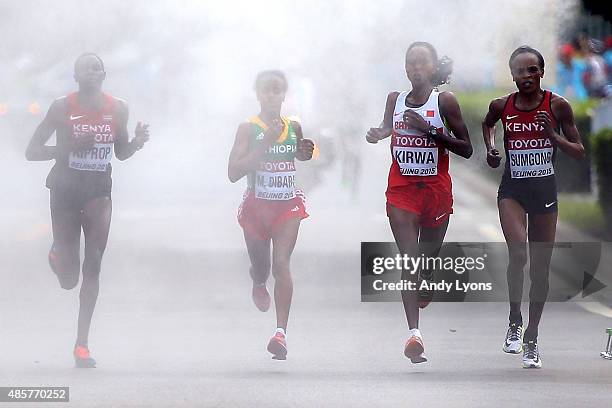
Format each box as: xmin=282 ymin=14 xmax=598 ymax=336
xmin=1 ymin=157 xmax=611 ymax=407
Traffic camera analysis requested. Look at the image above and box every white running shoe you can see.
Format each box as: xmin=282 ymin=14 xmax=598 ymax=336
xmin=502 ymin=323 xmax=523 ymax=354
xmin=522 ymin=340 xmax=542 ymax=368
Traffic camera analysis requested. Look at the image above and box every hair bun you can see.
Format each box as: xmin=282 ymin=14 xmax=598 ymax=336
xmin=435 ymin=55 xmax=453 ymax=85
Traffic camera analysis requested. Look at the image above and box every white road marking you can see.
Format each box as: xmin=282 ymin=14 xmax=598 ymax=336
xmin=571 ymin=298 xmax=612 ymax=318
xmin=478 ymin=223 xmax=504 ymax=241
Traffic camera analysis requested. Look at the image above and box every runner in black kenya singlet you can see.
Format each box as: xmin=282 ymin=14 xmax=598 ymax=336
xmin=482 ymin=45 xmax=584 ymax=369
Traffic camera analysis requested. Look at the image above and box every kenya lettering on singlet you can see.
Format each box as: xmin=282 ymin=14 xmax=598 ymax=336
xmin=66 ymin=94 xmax=116 ymax=172
xmin=502 ymin=91 xmax=557 ymax=179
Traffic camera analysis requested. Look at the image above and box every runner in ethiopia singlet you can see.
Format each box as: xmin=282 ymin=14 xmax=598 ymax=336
xmin=386 ymin=89 xmax=453 ymax=227
xmin=498 ymin=90 xmax=558 ymax=213
xmin=238 ymin=116 xmax=308 ymax=240
xmin=230 ymin=70 xmax=315 ymax=360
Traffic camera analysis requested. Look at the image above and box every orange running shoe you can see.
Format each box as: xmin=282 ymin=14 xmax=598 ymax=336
xmin=74 ymin=345 xmax=96 ymax=368
xmin=404 ymin=330 xmax=428 ymax=364
xmin=48 ymin=244 xmax=59 ymax=275
xmin=267 ymin=331 xmax=287 ymax=360
xmin=252 ymin=283 xmax=271 ymax=312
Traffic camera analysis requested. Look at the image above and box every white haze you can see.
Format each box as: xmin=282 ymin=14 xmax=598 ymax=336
xmin=0 ymin=3 xmax=583 ymax=375
xmin=0 ymin=0 xmax=579 ymax=242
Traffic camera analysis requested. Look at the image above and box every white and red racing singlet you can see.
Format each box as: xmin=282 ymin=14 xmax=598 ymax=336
xmin=65 ymin=92 xmax=117 ymax=172
xmin=387 ymin=90 xmax=451 ymax=189
xmin=501 ymin=91 xmax=558 ymax=179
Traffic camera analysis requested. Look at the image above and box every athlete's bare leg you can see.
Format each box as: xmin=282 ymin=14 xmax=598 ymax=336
xmin=387 ymin=205 xmax=420 ymax=329
xmin=243 ymin=231 xmax=272 ymax=285
xmin=419 ymin=218 xmax=450 ymax=285
xmin=76 ymin=197 xmax=112 ymax=347
xmin=270 ymin=218 xmax=301 ymax=331
xmin=524 ymin=211 xmax=557 ymax=341
xmin=50 ymin=205 xmax=81 ymax=290
xmin=499 ymin=198 xmax=528 ymax=325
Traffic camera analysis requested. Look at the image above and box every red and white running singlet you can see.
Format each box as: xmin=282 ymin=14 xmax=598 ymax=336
xmin=501 ymin=90 xmax=558 ymax=180
xmin=387 ymin=90 xmax=451 ymax=190
xmin=65 ymin=92 xmax=117 ymax=173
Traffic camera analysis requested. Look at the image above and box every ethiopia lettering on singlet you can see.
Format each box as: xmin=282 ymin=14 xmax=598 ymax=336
xmin=68 ymin=122 xmax=115 ymax=172
xmin=391 ymin=130 xmax=439 ymax=176
xmin=505 ymin=123 xmax=554 ymax=179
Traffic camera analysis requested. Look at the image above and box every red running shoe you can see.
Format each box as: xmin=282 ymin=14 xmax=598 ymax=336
xmin=267 ymin=331 xmax=287 ymax=360
xmin=404 ymin=330 xmax=428 ymax=364
xmin=74 ymin=345 xmax=96 ymax=368
xmin=48 ymin=244 xmax=59 ymax=275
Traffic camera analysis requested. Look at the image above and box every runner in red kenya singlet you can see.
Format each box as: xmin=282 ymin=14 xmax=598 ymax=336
xmin=26 ymin=53 xmax=150 ymax=368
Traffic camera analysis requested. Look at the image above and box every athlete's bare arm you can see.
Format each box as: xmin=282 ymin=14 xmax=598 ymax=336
xmin=482 ymin=96 xmax=507 ymax=168
xmin=228 ymin=120 xmax=283 ymax=183
xmin=26 ymin=98 xmax=101 ymax=161
xmin=25 ymin=99 xmax=63 ymax=161
xmin=293 ymin=121 xmax=314 ymax=161
xmin=114 ymin=100 xmax=149 ymax=161
xmin=113 ymin=101 xmax=132 ymax=160
xmin=437 ymin=91 xmax=472 ymax=158
xmin=539 ymin=95 xmax=585 ymax=161
xmin=366 ymin=92 xmax=398 ymax=144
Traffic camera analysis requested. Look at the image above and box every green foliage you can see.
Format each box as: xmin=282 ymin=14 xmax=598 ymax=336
xmin=558 ymin=195 xmax=605 ymax=238
xmin=591 ymin=128 xmax=612 ymax=238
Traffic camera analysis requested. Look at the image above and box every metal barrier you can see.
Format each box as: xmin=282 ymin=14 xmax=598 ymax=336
xmin=601 ymin=328 xmax=612 ymax=359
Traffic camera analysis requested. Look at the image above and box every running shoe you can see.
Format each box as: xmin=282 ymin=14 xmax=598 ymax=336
xmin=404 ymin=330 xmax=428 ymax=363
xmin=252 ymin=282 xmax=271 ymax=312
xmin=502 ymin=323 xmax=523 ymax=354
xmin=48 ymin=244 xmax=77 ymax=289
xmin=267 ymin=331 xmax=287 ymax=360
xmin=74 ymin=345 xmax=96 ymax=368
xmin=522 ymin=340 xmax=542 ymax=368
xmin=48 ymin=244 xmax=59 ymax=275
xmin=418 ymin=269 xmax=434 ymax=309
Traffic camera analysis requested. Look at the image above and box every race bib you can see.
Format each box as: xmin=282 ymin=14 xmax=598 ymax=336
xmin=255 ymin=171 xmax=296 ymax=200
xmin=68 ymin=121 xmax=114 ymax=172
xmin=69 ymin=144 xmax=114 ymax=172
xmin=392 ymin=134 xmax=439 ymax=176
xmin=508 ymin=148 xmax=554 ymax=179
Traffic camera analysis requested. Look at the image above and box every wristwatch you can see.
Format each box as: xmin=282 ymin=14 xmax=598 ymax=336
xmin=426 ymin=126 xmax=439 ymax=139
